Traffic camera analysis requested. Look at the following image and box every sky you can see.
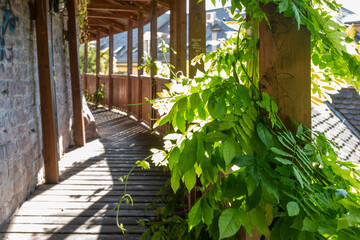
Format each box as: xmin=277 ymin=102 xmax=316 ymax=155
xmin=205 ymin=0 xmax=360 ymax=14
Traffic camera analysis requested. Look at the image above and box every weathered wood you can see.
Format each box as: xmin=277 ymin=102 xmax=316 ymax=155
xmin=96 ymin=28 xmax=101 ymax=92
xmin=67 ymin=0 xmax=86 ymax=147
xmin=175 ymin=0 xmax=187 ymax=75
xmin=84 ymin=42 xmax=88 ymax=90
xmin=259 ymin=3 xmax=311 ymax=131
xmin=109 ymin=27 xmax=114 ymax=109
xmin=188 ymin=0 xmax=206 ymax=78
xmin=150 ymin=0 xmax=158 ymax=125
xmin=35 ymin=0 xmax=59 ymax=184
xmin=138 ymin=12 xmax=144 ymax=76
xmin=169 ymin=0 xmax=177 ymax=78
xmin=127 ymin=21 xmax=133 ymax=113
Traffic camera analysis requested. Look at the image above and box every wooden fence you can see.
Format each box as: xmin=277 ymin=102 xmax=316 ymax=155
xmin=82 ymin=74 xmax=170 ymax=132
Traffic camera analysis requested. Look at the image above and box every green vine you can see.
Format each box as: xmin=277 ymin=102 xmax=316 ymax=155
xmin=117 ymin=0 xmax=360 ymax=239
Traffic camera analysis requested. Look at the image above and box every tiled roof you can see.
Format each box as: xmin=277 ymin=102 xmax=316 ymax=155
xmin=312 ymin=103 xmax=360 ymax=164
xmin=330 ymin=87 xmax=360 ymax=134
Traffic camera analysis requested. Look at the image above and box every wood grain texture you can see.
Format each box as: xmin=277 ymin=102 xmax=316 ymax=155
xmin=67 ymin=0 xmax=86 ymax=146
xmin=35 ymin=0 xmax=59 ymax=183
xmin=259 ymin=3 xmax=311 ymax=131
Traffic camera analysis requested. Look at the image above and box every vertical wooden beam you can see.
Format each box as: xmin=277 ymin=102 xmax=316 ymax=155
xmin=150 ymin=0 xmax=158 ymax=125
xmin=127 ymin=21 xmax=133 ymax=113
xmin=67 ymin=0 xmax=86 ymax=147
xmin=84 ymin=41 xmax=88 ymax=90
xmin=138 ymin=12 xmax=144 ymax=118
xmin=127 ymin=21 xmax=133 ymax=75
xmin=189 ymin=0 xmax=206 ymax=78
xmin=96 ymin=28 xmax=100 ymax=91
xmin=176 ymin=0 xmax=187 ymax=75
xmin=138 ymin=12 xmax=144 ymax=76
xmin=109 ymin=26 xmax=114 ymax=109
xmin=169 ymin=0 xmax=177 ymax=78
xmin=259 ymin=3 xmax=311 ymax=131
xmin=35 ymin=0 xmax=59 ymax=184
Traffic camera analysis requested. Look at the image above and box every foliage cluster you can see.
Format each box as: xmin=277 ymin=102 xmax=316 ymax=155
xmin=118 ymin=0 xmax=360 ymax=239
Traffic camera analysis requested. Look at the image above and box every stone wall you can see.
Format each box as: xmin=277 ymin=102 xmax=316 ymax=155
xmin=0 ymin=0 xmax=74 ymax=225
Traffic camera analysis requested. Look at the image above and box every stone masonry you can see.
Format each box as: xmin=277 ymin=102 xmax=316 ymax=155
xmin=0 ymin=0 xmax=75 ymax=225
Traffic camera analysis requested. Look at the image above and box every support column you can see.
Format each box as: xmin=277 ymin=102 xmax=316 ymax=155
xmin=127 ymin=21 xmax=133 ymax=113
xmin=138 ymin=12 xmax=144 ymax=118
xmin=67 ymin=0 xmax=86 ymax=147
xmin=150 ymin=0 xmax=158 ymax=125
xmin=169 ymin=0 xmax=177 ymax=78
xmin=35 ymin=0 xmax=59 ymax=184
xmin=95 ymin=28 xmax=100 ymax=106
xmin=109 ymin=26 xmax=114 ymax=110
xmin=189 ymin=0 xmax=206 ymax=78
xmin=259 ymin=3 xmax=311 ymax=131
xmin=84 ymin=41 xmax=88 ymax=90
xmin=176 ymin=0 xmax=187 ymax=76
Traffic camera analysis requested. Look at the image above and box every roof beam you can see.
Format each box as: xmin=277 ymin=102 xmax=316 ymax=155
xmin=87 ymin=3 xmax=150 ymax=15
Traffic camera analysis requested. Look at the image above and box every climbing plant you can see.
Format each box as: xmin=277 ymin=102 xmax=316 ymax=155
xmin=117 ymin=0 xmax=360 ymax=239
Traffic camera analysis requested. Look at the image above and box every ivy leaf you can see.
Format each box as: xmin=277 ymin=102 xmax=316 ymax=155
xmin=287 ymin=201 xmax=300 ymax=216
xmin=203 ymin=132 xmax=227 ymax=142
xmin=184 ymin=168 xmax=196 ymax=192
xmin=222 ymin=140 xmax=236 ymax=165
xmin=218 ymin=208 xmax=242 ymax=239
xmin=256 ymin=123 xmax=274 ymax=148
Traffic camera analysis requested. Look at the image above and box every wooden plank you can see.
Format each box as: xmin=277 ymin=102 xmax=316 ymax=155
xmin=127 ymin=21 xmax=133 ymax=113
xmin=67 ymin=0 xmax=86 ymax=147
xmin=35 ymin=0 xmax=59 ymax=183
xmin=175 ymin=0 xmax=187 ymax=75
xmin=188 ymin=0 xmax=206 ymax=78
xmin=0 ymin=233 xmax=144 ymax=240
xmin=259 ymin=3 xmax=311 ymax=131
xmin=138 ymin=13 xmax=144 ymax=119
xmin=169 ymin=0 xmax=177 ymax=78
xmin=150 ymin=0 xmax=158 ymax=126
xmin=87 ymin=3 xmax=150 ymax=15
xmin=84 ymin=42 xmax=88 ymax=90
xmin=109 ymin=27 xmax=114 ymax=109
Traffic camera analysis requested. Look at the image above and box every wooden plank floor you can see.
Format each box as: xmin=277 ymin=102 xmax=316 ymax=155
xmin=0 ymin=109 xmax=168 ymax=240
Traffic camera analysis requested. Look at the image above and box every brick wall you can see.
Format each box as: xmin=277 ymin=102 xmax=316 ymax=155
xmin=0 ymin=0 xmax=74 ymax=225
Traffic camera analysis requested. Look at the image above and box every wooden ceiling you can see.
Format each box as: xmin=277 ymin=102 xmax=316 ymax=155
xmin=85 ymin=0 xmax=170 ymax=40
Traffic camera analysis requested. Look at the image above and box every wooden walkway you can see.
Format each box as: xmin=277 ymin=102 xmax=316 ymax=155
xmin=0 ymin=109 xmax=168 ymax=240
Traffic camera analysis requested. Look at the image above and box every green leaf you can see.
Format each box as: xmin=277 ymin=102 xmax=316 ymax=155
xmin=270 ymin=147 xmax=293 ymax=158
xmin=203 ymin=132 xmax=227 ymax=142
xmin=179 ymin=140 xmax=197 ymax=175
xmin=188 ymin=199 xmax=202 ymax=229
xmin=278 ymin=0 xmax=289 ymax=12
xmin=171 ymin=165 xmax=180 ymax=193
xmin=222 ymin=140 xmax=236 ymax=165
xmin=176 ymin=112 xmax=186 ymax=133
xmin=249 ymin=207 xmax=268 ymax=237
xmin=184 ymin=168 xmax=197 ymax=192
xmin=168 ymin=147 xmax=180 ymax=170
xmin=287 ymin=201 xmax=300 ymax=216
xmin=293 ymin=166 xmax=304 ymax=188
xmin=274 ymin=157 xmax=293 ymax=165
xmin=217 ymin=96 xmax=227 ymax=120
xmin=218 ymin=208 xmax=242 ymax=239
xmin=190 ymin=93 xmax=201 ymax=109
xmin=337 ymin=212 xmax=360 ymax=231
xmin=218 ymin=121 xmax=235 ymax=131
xmin=178 ymin=97 xmax=187 ymax=116
xmin=256 ymin=123 xmax=274 ymax=148
xmin=202 ymin=198 xmax=214 ymax=226
xmin=232 ymin=155 xmax=254 ymax=167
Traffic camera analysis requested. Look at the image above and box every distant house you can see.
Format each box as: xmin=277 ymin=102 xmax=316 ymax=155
xmin=99 ymin=8 xmax=236 ymax=74
xmin=312 ymin=7 xmax=360 ymax=164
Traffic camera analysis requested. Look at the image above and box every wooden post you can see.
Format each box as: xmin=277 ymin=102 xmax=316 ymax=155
xmin=169 ymin=0 xmax=177 ymax=78
xmin=67 ymin=0 xmax=86 ymax=147
xmin=84 ymin=41 xmax=88 ymax=90
xmin=150 ymin=0 xmax=158 ymax=125
xmin=109 ymin=26 xmax=114 ymax=110
xmin=95 ymin=28 xmax=100 ymax=106
xmin=35 ymin=0 xmax=59 ymax=184
xmin=189 ymin=0 xmax=206 ymax=78
xmin=138 ymin=12 xmax=144 ymax=76
xmin=138 ymin=12 xmax=144 ymax=118
xmin=127 ymin=21 xmax=133 ymax=113
xmin=259 ymin=3 xmax=311 ymax=131
xmin=176 ymin=0 xmax=187 ymax=76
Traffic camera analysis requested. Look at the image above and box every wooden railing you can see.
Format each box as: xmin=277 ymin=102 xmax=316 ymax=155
xmin=82 ymin=74 xmax=170 ymax=132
